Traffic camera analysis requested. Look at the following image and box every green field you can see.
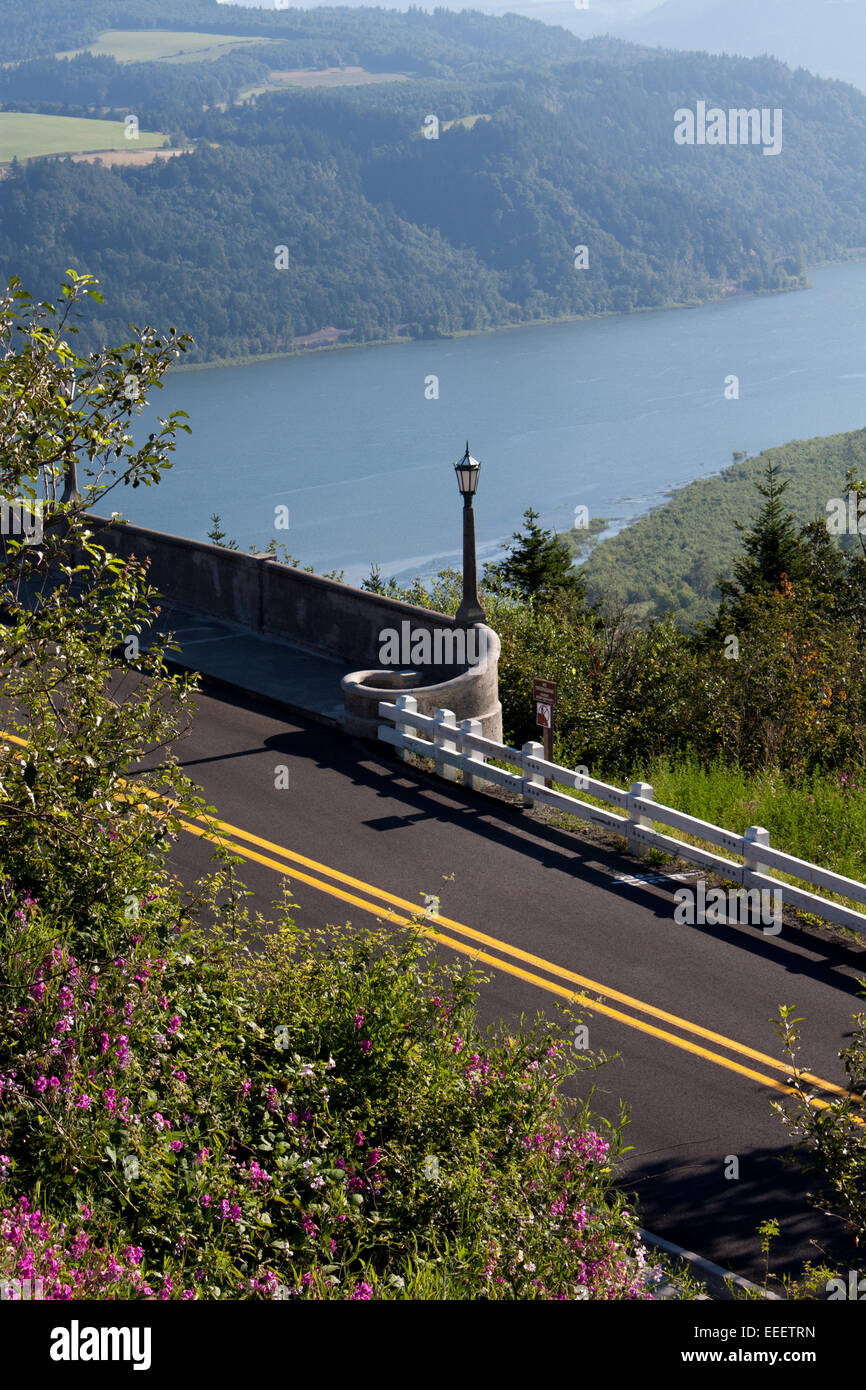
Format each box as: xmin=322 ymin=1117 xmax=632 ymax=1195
xmin=0 ymin=113 xmax=166 ymax=162
xmin=238 ymin=67 xmax=408 ymax=101
xmin=55 ymin=29 xmax=271 ymax=65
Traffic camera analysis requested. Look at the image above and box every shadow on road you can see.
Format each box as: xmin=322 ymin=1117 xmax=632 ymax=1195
xmin=617 ymin=1143 xmax=856 ymax=1286
xmin=148 ymin=689 xmax=866 ymax=1004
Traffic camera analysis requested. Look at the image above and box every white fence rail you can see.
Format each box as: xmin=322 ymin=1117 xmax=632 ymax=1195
xmin=378 ymin=696 xmax=866 ymax=936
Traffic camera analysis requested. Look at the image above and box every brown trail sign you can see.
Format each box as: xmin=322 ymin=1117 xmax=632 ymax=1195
xmin=532 ymin=678 xmax=557 ymax=783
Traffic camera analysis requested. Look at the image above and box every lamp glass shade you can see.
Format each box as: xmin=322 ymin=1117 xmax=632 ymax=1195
xmin=453 ymin=445 xmax=481 ymax=497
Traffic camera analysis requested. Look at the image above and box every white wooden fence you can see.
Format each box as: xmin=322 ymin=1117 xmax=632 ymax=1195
xmin=378 ymin=695 xmax=866 ymax=936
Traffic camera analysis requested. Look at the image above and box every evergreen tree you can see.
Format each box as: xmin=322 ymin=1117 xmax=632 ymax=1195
xmin=798 ymin=517 xmax=847 ymax=606
xmin=207 ymin=513 xmax=237 ymax=549
xmin=362 ymin=562 xmax=385 ymax=594
xmin=716 ymin=463 xmax=809 ymax=618
xmin=487 ymin=507 xmax=586 ymax=604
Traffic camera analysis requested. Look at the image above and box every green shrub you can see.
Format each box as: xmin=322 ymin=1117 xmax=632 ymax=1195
xmin=0 ymin=884 xmax=660 ymax=1300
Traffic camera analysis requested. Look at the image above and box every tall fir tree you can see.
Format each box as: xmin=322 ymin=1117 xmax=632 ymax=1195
xmin=715 ymin=464 xmax=809 ymax=618
xmin=487 ymin=507 xmax=586 ymax=605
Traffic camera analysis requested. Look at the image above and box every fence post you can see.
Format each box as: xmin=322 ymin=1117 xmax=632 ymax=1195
xmin=433 ymin=708 xmax=458 ymax=782
xmin=628 ymin=781 xmax=654 ymax=860
xmin=395 ymin=694 xmax=417 ymax=765
xmin=743 ymin=825 xmax=770 ymax=889
xmin=522 ymin=740 xmax=544 ymax=808
xmin=460 ymin=718 xmax=485 ymax=792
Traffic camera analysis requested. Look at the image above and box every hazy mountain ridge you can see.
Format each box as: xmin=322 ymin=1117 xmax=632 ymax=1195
xmin=623 ymin=0 xmax=866 ymax=92
xmin=2 ymin=4 xmax=866 ymax=363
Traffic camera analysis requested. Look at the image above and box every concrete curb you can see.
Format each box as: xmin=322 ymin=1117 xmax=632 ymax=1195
xmin=639 ymin=1228 xmax=783 ymax=1300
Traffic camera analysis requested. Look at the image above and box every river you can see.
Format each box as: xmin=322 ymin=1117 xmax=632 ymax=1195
xmin=125 ymin=262 xmax=866 ymax=587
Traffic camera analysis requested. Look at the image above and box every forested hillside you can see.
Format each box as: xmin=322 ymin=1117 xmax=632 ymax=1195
xmin=2 ymin=1 xmax=866 ymax=362
xmin=577 ymin=427 xmax=866 ymax=627
xmin=0 ymin=0 xmax=593 ymax=68
xmin=623 ymin=0 xmax=866 ymax=94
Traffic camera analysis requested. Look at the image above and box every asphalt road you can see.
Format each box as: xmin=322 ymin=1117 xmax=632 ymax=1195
xmin=145 ymin=683 xmax=866 ymax=1284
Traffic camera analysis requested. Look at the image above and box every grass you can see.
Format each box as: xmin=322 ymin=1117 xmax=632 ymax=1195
xmin=55 ymin=29 xmax=272 ymax=65
xmin=0 ymin=113 xmax=166 ymax=162
xmin=547 ymin=753 xmax=866 ymax=924
xmin=238 ymin=67 xmax=408 ymax=100
xmin=637 ymin=756 xmax=866 ymax=884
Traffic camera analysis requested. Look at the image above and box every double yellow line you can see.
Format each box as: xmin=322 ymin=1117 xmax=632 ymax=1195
xmin=164 ymin=783 xmax=861 ymax=1117
xmin=2 ymin=730 xmax=861 ymax=1117
xmin=174 ymin=803 xmax=861 ymax=1115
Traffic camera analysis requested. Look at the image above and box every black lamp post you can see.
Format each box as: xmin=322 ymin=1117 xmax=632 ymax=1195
xmin=454 ymin=441 xmax=486 ymax=625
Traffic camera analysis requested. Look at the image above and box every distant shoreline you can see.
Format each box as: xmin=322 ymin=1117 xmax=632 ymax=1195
xmin=172 ymin=272 xmax=829 ymax=374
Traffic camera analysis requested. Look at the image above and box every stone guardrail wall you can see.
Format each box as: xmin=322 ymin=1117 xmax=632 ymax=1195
xmin=89 ymin=517 xmax=502 ymax=737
